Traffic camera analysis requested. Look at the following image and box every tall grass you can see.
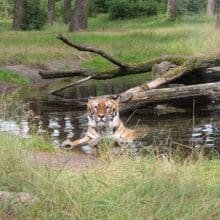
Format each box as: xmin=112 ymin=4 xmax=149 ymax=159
xmin=0 ymin=133 xmax=219 ymax=219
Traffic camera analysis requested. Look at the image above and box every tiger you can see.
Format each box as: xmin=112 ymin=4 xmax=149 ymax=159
xmin=61 ymin=97 xmax=135 ymax=152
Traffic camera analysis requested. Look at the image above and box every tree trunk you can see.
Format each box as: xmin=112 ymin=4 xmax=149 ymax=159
xmin=216 ymin=0 xmax=220 ymax=30
xmin=69 ymin=0 xmax=89 ymax=32
xmin=167 ymin=0 xmax=179 ymax=20
xmin=3 ymin=0 xmax=9 ymax=18
xmin=13 ymin=0 xmax=25 ymax=30
xmin=207 ymin=0 xmax=216 ymax=16
xmin=48 ymin=0 xmax=55 ymax=25
xmin=63 ymin=0 xmax=72 ymax=24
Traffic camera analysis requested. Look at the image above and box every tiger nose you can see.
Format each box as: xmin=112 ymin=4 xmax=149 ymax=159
xmin=99 ymin=114 xmax=105 ymax=119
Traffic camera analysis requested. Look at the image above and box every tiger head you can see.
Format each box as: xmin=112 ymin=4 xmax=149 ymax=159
xmin=87 ymin=98 xmax=120 ymax=128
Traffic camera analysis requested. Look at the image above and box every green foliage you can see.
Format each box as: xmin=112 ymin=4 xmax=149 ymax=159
xmin=0 ymin=70 xmax=29 ymax=85
xmin=90 ymin=0 xmax=111 ymax=14
xmin=109 ymin=0 xmax=158 ymax=20
xmin=55 ymin=0 xmax=63 ymax=20
xmin=179 ymin=0 xmax=206 ymax=14
xmin=22 ymin=0 xmax=46 ymax=30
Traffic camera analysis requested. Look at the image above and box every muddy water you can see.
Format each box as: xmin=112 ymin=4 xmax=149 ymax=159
xmin=0 ymin=73 xmax=220 ymax=153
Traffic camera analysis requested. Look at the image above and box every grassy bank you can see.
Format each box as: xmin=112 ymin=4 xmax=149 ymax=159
xmin=0 ymin=70 xmax=29 ymax=86
xmin=0 ymin=133 xmax=219 ymax=219
xmin=0 ymin=14 xmax=219 ymax=70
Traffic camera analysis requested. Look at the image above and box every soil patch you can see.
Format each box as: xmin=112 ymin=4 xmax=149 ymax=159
xmin=0 ymin=83 xmax=17 ymax=95
xmin=1 ymin=59 xmax=81 ymax=85
xmin=30 ymin=151 xmax=99 ymax=171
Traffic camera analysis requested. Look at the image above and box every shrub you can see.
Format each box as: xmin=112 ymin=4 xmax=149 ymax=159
xmin=90 ymin=0 xmax=111 ymax=14
xmin=109 ymin=0 xmax=158 ymax=20
xmin=22 ymin=0 xmax=46 ymax=30
xmin=179 ymin=0 xmax=206 ymax=14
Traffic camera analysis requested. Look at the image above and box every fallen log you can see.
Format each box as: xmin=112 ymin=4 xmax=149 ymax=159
xmin=38 ymin=35 xmax=220 ymax=113
xmin=118 ymin=81 xmax=220 ymax=112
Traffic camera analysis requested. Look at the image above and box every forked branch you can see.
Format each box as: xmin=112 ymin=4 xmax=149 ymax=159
xmin=57 ymin=34 xmax=128 ymax=69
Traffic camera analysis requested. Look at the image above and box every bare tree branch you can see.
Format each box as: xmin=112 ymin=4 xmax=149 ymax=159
xmin=57 ymin=34 xmax=129 ymax=69
xmin=51 ymin=76 xmax=92 ymax=95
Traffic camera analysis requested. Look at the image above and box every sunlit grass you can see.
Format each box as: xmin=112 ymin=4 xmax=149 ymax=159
xmin=0 ymin=70 xmax=29 ymax=85
xmin=0 ymin=14 xmax=219 ymax=70
xmin=0 ymin=133 xmax=219 ymax=219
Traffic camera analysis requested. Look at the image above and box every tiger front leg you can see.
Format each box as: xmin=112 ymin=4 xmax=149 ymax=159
xmin=61 ymin=136 xmax=90 ymax=150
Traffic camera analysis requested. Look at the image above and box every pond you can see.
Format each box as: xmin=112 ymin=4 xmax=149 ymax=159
xmin=0 ymin=73 xmax=220 ymax=155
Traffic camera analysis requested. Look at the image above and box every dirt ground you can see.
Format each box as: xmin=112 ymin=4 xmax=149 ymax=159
xmin=0 ymin=59 xmax=81 ymax=93
xmin=30 ymin=151 xmax=99 ymax=171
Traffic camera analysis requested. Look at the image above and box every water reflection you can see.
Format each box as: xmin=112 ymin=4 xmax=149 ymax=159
xmin=0 ymin=105 xmax=220 ymax=152
xmin=0 ymin=73 xmax=220 ymax=153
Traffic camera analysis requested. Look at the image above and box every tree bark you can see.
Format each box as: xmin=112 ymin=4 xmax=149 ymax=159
xmin=13 ymin=0 xmax=25 ymax=30
xmin=216 ymin=0 xmax=220 ymax=30
xmin=3 ymin=0 xmax=9 ymax=18
xmin=69 ymin=0 xmax=89 ymax=32
xmin=207 ymin=0 xmax=216 ymax=16
xmin=48 ymin=0 xmax=55 ymax=25
xmin=167 ymin=0 xmax=179 ymax=20
xmin=63 ymin=0 xmax=72 ymax=24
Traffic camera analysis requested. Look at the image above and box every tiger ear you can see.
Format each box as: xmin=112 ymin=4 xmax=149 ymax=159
xmin=88 ymin=96 xmax=96 ymax=101
xmin=107 ymin=94 xmax=119 ymax=102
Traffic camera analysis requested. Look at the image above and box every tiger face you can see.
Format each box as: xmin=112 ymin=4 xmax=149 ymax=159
xmin=87 ymin=98 xmax=119 ymax=127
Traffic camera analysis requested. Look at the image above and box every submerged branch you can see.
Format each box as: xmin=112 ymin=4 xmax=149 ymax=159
xmin=51 ymin=76 xmax=92 ymax=95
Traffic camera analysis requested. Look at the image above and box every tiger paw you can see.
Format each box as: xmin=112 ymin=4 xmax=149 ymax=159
xmin=61 ymin=140 xmax=73 ymax=149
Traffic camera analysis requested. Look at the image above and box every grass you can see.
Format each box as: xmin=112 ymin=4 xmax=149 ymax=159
xmin=0 ymin=14 xmax=219 ymax=71
xmin=0 ymin=70 xmax=29 ymax=85
xmin=0 ymin=133 xmax=219 ymax=219
xmin=0 ymin=14 xmax=220 ymax=219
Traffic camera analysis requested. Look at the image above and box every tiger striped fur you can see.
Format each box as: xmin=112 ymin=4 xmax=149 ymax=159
xmin=61 ymin=97 xmax=135 ymax=151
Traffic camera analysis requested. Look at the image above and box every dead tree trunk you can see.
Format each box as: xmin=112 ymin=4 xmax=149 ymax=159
xmin=63 ymin=0 xmax=72 ymax=24
xmin=167 ymin=0 xmax=179 ymax=20
xmin=69 ymin=0 xmax=89 ymax=31
xmin=207 ymin=0 xmax=216 ymax=16
xmin=3 ymin=0 xmax=9 ymax=18
xmin=13 ymin=0 xmax=25 ymax=30
xmin=216 ymin=0 xmax=220 ymax=30
xmin=48 ymin=0 xmax=55 ymax=25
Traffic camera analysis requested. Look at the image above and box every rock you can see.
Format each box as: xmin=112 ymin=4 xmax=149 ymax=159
xmin=0 ymin=191 xmax=39 ymax=205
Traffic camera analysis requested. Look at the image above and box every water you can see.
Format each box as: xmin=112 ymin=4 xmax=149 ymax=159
xmin=0 ymin=73 xmax=220 ymax=154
